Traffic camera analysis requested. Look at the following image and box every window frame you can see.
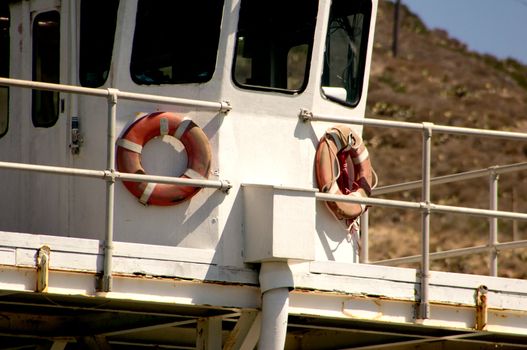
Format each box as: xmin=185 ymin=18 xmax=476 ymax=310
xmin=231 ymin=0 xmax=319 ymax=95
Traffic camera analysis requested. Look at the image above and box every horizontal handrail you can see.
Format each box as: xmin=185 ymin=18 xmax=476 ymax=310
xmin=372 ymin=240 xmax=527 ymax=266
xmin=373 ymin=162 xmax=527 ymax=195
xmin=0 ymin=77 xmax=232 ymax=112
xmin=301 ymin=110 xmax=527 ymax=141
xmin=0 ymin=161 xmax=232 ymax=192
xmin=316 ymin=192 xmax=527 ymax=221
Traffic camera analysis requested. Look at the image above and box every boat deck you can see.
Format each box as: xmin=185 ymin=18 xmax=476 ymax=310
xmin=1 ymin=231 xmax=526 ymax=349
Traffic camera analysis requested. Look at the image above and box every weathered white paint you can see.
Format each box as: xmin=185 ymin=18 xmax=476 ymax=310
xmin=1 ymin=225 xmax=527 ymax=337
xmin=243 ymin=184 xmax=316 ymax=262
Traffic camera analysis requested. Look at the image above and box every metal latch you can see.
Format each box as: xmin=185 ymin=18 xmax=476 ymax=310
xmin=70 ymin=116 xmax=83 ymax=154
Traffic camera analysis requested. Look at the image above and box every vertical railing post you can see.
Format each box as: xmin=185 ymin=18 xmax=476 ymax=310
xmin=419 ymin=122 xmax=433 ymax=320
xmin=360 ymin=210 xmax=369 ymax=263
xmin=102 ymin=88 xmax=118 ymax=292
xmin=512 ymin=188 xmax=519 ymax=241
xmin=489 ymin=168 xmax=499 ymax=277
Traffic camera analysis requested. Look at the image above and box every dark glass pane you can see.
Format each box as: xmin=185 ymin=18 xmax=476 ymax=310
xmin=0 ymin=3 xmax=9 ymax=137
xmin=80 ymin=0 xmax=119 ymax=87
xmin=32 ymin=11 xmax=60 ymax=128
xmin=233 ymin=0 xmax=318 ymax=93
xmin=131 ymin=0 xmax=224 ymax=85
xmin=322 ymin=0 xmax=372 ymax=106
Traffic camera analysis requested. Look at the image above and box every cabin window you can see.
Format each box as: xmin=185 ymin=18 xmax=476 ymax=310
xmin=233 ymin=0 xmax=318 ymax=93
xmin=0 ymin=3 xmax=9 ymax=137
xmin=32 ymin=11 xmax=60 ymax=128
xmin=321 ymin=0 xmax=372 ymax=107
xmin=80 ymin=0 xmax=119 ymax=87
xmin=130 ymin=0 xmax=224 ymax=85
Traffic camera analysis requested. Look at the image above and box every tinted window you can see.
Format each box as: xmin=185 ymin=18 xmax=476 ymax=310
xmin=0 ymin=3 xmax=9 ymax=137
xmin=80 ymin=0 xmax=119 ymax=87
xmin=130 ymin=0 xmax=224 ymax=85
xmin=233 ymin=0 xmax=318 ymax=93
xmin=32 ymin=11 xmax=60 ymax=127
xmin=322 ymin=0 xmax=372 ymax=106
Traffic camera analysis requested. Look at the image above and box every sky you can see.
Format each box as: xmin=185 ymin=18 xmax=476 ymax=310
xmin=400 ymin=0 xmax=527 ymax=64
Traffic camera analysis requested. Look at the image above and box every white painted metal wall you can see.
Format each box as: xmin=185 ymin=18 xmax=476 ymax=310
xmin=0 ymin=0 xmax=379 ymax=269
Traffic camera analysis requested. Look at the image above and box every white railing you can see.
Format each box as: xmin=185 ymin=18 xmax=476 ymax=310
xmin=301 ymin=109 xmax=527 ymax=320
xmin=1 ymin=77 xmax=526 ymax=321
xmin=0 ymin=77 xmax=232 ymax=292
xmin=369 ymin=162 xmax=527 ymax=271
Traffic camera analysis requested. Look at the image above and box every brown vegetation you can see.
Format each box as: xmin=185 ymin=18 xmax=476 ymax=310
xmin=364 ymin=0 xmax=527 ymax=277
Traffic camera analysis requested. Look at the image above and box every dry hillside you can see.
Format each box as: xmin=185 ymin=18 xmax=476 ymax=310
xmin=364 ymin=0 xmax=527 ymax=277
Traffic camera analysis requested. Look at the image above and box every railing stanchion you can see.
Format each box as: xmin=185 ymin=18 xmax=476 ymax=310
xmin=102 ymin=88 xmax=119 ymax=292
xmin=419 ymin=123 xmax=433 ymax=320
xmin=489 ymin=168 xmax=499 ymax=277
xmin=360 ymin=210 xmax=369 ymax=263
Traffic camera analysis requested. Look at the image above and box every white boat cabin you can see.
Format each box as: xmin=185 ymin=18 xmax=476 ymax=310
xmin=1 ymin=0 xmax=527 ymax=349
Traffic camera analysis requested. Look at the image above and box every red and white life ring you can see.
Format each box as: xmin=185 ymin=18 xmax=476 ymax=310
xmin=315 ymin=125 xmax=373 ymax=220
xmin=116 ymin=112 xmax=212 ymax=206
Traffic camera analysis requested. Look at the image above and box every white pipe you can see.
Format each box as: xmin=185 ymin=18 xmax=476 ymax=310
xmin=259 ymin=288 xmax=289 ymax=349
xmin=258 ymin=262 xmax=293 ymax=350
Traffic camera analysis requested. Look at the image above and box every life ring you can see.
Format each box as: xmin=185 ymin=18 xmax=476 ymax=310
xmin=116 ymin=112 xmax=212 ymax=206
xmin=315 ymin=125 xmax=373 ymax=220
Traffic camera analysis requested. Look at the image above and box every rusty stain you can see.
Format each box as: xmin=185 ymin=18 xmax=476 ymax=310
xmin=475 ymin=285 xmax=488 ymax=330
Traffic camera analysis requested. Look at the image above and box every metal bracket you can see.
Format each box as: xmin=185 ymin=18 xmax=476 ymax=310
xmin=107 ymin=88 xmax=119 ymax=105
xmin=220 ymin=100 xmax=232 ymax=114
xmin=421 ymin=121 xmax=434 ymax=137
xmin=299 ymin=108 xmax=313 ymax=122
xmin=476 ymin=285 xmax=488 ymax=330
xmin=36 ymin=245 xmax=51 ymax=293
xmin=219 ymin=180 xmax=232 ymax=194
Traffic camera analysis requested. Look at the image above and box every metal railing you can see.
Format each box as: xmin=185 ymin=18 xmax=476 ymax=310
xmin=301 ymin=109 xmax=527 ymax=320
xmin=1 ymin=77 xmax=526 ymax=320
xmin=369 ymin=162 xmax=527 ymax=272
xmin=0 ymin=77 xmax=232 ymax=292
